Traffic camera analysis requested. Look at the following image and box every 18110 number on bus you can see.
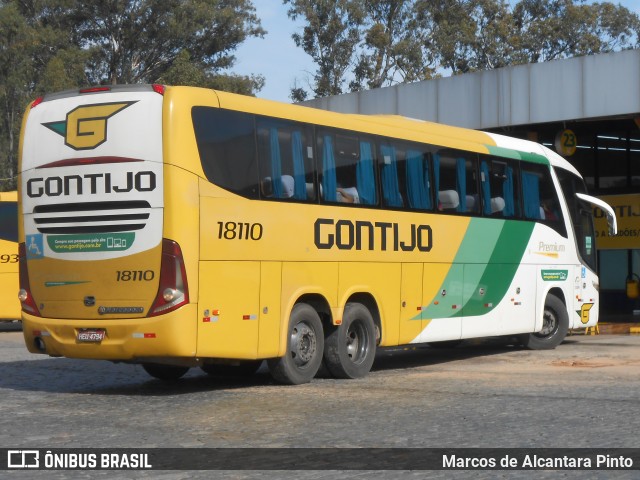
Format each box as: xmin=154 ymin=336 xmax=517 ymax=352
xmin=116 ymin=270 xmax=155 ymax=282
xmin=217 ymin=221 xmax=263 ymax=240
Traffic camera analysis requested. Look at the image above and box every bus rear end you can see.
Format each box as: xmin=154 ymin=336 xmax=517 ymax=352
xmin=19 ymin=85 xmax=195 ymax=362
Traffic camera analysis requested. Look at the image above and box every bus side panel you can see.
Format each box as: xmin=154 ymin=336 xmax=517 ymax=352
xmin=197 ymin=261 xmax=260 ymax=359
xmin=399 ymin=263 xmax=423 ymax=345
xmin=416 ymin=263 xmax=463 ymax=343
xmin=338 ymin=262 xmax=401 ymax=347
xmin=257 ymin=261 xmax=282 ymax=358
xmin=461 ymin=264 xmax=536 ymax=338
xmin=279 ymin=262 xmax=338 ymax=358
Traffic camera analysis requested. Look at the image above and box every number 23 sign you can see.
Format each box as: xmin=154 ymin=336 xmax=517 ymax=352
xmin=554 ymin=129 xmax=577 ymax=157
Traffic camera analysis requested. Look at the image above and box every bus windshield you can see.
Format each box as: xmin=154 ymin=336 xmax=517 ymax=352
xmin=555 ymin=167 xmax=597 ymax=271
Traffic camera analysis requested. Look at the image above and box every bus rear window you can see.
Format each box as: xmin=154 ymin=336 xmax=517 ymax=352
xmin=192 ymin=107 xmax=260 ymax=199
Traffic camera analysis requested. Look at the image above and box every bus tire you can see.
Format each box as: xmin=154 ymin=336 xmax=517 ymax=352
xmin=324 ymin=303 xmax=376 ymax=379
xmin=142 ymin=363 xmax=189 ymax=381
xmin=267 ymin=303 xmax=324 ymax=385
xmin=201 ymin=360 xmax=262 ymax=378
xmin=520 ymin=294 xmax=568 ymax=350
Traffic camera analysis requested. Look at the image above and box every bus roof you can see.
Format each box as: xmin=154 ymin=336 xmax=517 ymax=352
xmin=207 ymin=88 xmax=581 ymax=177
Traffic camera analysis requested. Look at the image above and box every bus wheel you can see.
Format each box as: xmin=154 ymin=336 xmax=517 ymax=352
xmin=267 ymin=303 xmax=324 ymax=385
xmin=324 ymin=303 xmax=376 ymax=379
xmin=142 ymin=363 xmax=189 ymax=381
xmin=520 ymin=294 xmax=568 ymax=350
xmin=201 ymin=360 xmax=262 ymax=378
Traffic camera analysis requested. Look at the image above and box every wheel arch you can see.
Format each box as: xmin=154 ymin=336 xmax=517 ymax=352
xmin=536 ymin=286 xmax=567 ymax=332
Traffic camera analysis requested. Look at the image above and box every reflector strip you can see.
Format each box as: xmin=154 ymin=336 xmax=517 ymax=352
xmin=243 ymin=314 xmax=257 ymax=320
xmin=33 ymin=330 xmax=51 ymax=337
xmin=132 ymin=333 xmax=156 ymax=338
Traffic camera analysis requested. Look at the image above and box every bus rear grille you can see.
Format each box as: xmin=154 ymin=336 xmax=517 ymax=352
xmin=32 ymin=201 xmax=151 ymax=234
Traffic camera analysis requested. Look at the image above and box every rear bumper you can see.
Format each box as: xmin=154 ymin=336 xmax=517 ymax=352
xmin=22 ymin=304 xmax=197 ymax=361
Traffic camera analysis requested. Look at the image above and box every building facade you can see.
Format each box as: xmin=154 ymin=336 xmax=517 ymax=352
xmin=303 ymin=49 xmax=640 ymax=315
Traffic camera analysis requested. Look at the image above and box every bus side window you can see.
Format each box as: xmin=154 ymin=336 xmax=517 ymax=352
xmin=521 ymin=163 xmax=566 ymax=237
xmin=404 ymin=147 xmax=433 ymax=211
xmin=379 ymin=144 xmax=403 ymax=208
xmin=481 ymin=158 xmax=521 ymax=219
xmin=356 ymin=139 xmax=377 ymax=205
xmin=192 ymin=107 xmax=260 ymax=199
xmin=257 ymin=120 xmax=316 ymax=202
xmin=435 ymin=151 xmax=479 ymax=214
xmin=318 ymin=130 xmax=376 ymax=206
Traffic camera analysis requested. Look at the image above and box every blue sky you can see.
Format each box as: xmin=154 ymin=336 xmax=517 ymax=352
xmin=234 ymin=1 xmax=640 ymax=103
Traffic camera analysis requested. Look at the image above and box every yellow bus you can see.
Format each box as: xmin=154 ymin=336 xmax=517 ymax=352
xmin=0 ymin=191 xmax=20 ymax=320
xmin=18 ymin=85 xmax=616 ymax=384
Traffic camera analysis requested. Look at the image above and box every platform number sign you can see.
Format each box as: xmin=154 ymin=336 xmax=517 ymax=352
xmin=554 ymin=129 xmax=577 ymax=157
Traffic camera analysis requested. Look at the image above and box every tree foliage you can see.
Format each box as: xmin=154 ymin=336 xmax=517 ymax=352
xmin=288 ymin=0 xmax=640 ymax=99
xmin=285 ymin=0 xmax=363 ymax=101
xmin=0 ymin=0 xmax=265 ymax=190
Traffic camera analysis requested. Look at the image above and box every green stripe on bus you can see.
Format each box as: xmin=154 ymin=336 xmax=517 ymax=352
xmin=414 ymin=219 xmax=535 ymax=321
xmin=461 ymin=221 xmax=535 ymax=317
xmin=486 ymin=145 xmax=549 ymax=166
xmin=517 ymin=151 xmax=549 ymax=165
xmin=485 ymin=145 xmax=522 ymax=160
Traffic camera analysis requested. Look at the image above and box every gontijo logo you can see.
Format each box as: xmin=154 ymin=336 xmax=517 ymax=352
xmin=42 ymin=102 xmax=136 ymax=150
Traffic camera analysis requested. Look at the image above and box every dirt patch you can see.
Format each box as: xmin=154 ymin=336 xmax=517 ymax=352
xmin=551 ymin=359 xmax=618 ymax=368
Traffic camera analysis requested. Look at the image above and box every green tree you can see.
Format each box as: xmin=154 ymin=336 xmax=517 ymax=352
xmin=0 ymin=0 xmax=266 ymax=190
xmin=511 ymin=0 xmax=640 ymax=64
xmin=285 ymin=0 xmax=364 ymax=101
xmin=70 ymin=0 xmax=265 ymax=87
xmin=291 ymin=0 xmax=640 ymax=100
xmin=0 ymin=0 xmax=86 ymax=190
xmin=416 ymin=0 xmax=516 ymax=74
xmin=351 ymin=0 xmax=432 ymax=91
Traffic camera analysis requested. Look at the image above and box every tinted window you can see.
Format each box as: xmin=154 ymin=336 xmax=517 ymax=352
xmin=257 ymin=119 xmax=316 ymax=201
xmin=434 ymin=150 xmax=479 ymax=214
xmin=0 ymin=201 xmax=18 ymax=243
xmin=192 ymin=107 xmax=259 ymax=198
xmin=521 ymin=163 xmax=566 ymax=237
xmin=479 ymin=157 xmax=521 ymax=218
xmin=318 ymin=129 xmax=378 ymax=206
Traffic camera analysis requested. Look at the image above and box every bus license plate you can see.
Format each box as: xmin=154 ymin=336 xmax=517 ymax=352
xmin=77 ymin=329 xmax=106 ymax=343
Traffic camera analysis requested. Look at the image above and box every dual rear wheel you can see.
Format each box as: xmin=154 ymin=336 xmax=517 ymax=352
xmin=267 ymin=302 xmax=377 ymax=385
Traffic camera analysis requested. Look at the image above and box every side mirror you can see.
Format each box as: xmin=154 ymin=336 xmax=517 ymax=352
xmin=576 ymin=193 xmax=617 ymax=236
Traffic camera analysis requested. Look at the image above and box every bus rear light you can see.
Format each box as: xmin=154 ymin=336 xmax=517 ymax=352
xmin=18 ymin=243 xmax=41 ymax=316
xmin=31 ymin=97 xmax=44 ymax=109
xmin=79 ymin=86 xmax=111 ymax=94
xmin=148 ymin=239 xmax=189 ymax=317
xmin=152 ymin=84 xmax=165 ymax=95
